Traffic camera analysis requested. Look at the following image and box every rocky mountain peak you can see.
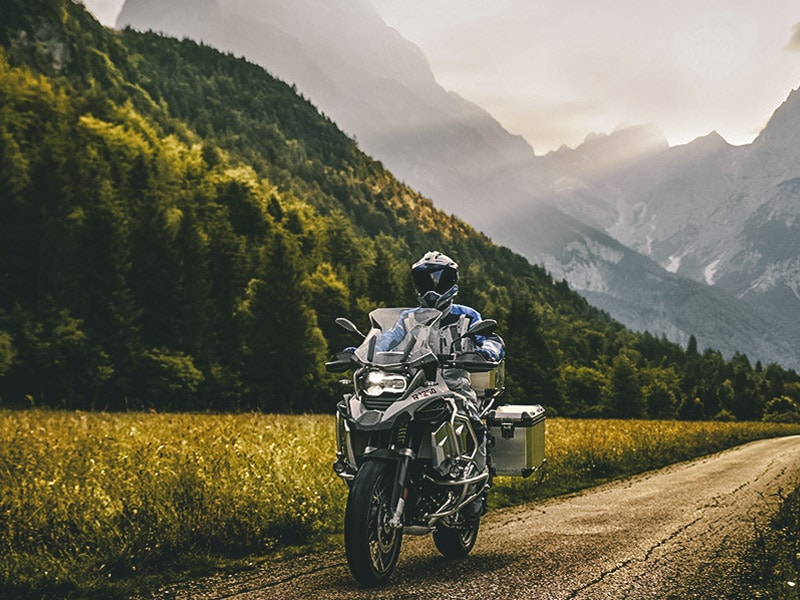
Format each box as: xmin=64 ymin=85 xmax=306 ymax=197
xmin=686 ymin=130 xmax=728 ymax=148
xmin=544 ymin=122 xmax=669 ymax=180
xmin=754 ymin=84 xmax=800 ymax=147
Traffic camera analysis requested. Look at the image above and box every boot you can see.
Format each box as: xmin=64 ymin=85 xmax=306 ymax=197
xmin=463 ymin=488 xmax=487 ymax=519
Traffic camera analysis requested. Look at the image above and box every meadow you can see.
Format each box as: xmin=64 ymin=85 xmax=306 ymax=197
xmin=1 ymin=410 xmax=799 ymax=599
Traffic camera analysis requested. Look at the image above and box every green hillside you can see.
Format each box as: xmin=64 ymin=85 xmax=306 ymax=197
xmin=0 ymin=0 xmax=798 ymax=419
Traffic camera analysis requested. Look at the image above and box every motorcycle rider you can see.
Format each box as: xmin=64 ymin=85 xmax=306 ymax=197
xmin=373 ymin=250 xmax=505 ymax=517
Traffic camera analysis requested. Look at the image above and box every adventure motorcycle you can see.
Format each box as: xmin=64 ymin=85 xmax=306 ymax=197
xmin=326 ymin=307 xmax=545 ymax=587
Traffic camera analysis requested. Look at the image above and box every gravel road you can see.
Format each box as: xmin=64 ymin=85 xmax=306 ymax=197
xmin=144 ymin=435 xmax=800 ymax=600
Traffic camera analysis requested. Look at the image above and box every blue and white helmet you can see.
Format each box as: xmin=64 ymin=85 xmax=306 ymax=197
xmin=411 ymin=251 xmax=459 ymax=312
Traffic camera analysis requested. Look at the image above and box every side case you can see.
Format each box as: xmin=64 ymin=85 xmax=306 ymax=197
xmin=486 ymin=404 xmax=546 ymax=477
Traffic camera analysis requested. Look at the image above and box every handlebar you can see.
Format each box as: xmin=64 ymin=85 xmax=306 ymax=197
xmin=445 ymin=351 xmax=500 ymax=373
xmin=325 ymin=351 xmax=356 ymax=373
xmin=326 ymin=350 xmax=500 ymax=373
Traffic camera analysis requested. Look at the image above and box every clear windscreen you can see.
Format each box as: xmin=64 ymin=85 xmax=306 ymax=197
xmin=354 ymin=307 xmax=442 ymax=367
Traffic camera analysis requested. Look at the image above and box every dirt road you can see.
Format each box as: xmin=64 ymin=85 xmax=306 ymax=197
xmin=146 ymin=435 xmax=800 ymax=599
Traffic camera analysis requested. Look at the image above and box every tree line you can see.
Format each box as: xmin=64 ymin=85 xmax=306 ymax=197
xmin=0 ymin=0 xmax=798 ymax=420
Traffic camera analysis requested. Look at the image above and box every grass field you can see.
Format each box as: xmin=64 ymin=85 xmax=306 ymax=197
xmin=1 ymin=410 xmax=799 ymax=599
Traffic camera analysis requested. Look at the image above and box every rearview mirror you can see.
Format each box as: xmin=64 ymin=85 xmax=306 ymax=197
xmin=335 ymin=317 xmax=365 ymax=338
xmin=467 ymin=319 xmax=497 ymax=337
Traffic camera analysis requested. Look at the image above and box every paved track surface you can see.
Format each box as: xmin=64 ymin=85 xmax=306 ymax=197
xmin=144 ymin=435 xmax=800 ymax=599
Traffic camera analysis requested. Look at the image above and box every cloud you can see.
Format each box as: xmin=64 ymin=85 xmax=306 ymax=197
xmin=783 ymin=22 xmax=800 ymax=52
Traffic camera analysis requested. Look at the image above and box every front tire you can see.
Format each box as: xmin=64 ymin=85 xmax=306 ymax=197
xmin=433 ymin=517 xmax=480 ymax=558
xmin=344 ymin=460 xmax=403 ymax=587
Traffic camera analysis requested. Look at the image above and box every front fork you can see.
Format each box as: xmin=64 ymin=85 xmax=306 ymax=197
xmin=387 ymin=426 xmax=421 ymax=529
xmin=387 ymin=448 xmax=413 ymax=528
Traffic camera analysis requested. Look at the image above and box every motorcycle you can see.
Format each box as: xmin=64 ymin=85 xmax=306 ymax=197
xmin=326 ymin=307 xmax=545 ymax=587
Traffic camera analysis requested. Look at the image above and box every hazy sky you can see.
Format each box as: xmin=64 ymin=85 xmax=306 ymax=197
xmin=82 ymin=0 xmax=800 ymax=153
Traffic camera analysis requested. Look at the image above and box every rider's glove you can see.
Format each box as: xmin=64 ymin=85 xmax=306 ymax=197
xmin=343 ymin=346 xmax=356 ymax=353
xmin=476 ymin=348 xmax=494 ymax=360
xmin=476 ymin=339 xmax=504 ymax=361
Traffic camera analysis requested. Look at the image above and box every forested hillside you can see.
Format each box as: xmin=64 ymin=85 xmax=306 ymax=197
xmin=0 ymin=0 xmax=798 ymax=421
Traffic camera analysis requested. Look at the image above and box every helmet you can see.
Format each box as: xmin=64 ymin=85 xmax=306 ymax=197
xmin=411 ymin=251 xmax=459 ymax=311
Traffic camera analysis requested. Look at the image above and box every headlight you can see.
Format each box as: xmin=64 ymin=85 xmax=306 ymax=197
xmin=362 ymin=370 xmax=408 ymax=397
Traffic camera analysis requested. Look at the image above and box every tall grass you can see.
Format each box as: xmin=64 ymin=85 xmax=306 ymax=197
xmin=1 ymin=410 xmax=798 ymax=598
xmin=0 ymin=411 xmax=345 ymax=599
xmin=492 ymin=419 xmax=800 ymax=506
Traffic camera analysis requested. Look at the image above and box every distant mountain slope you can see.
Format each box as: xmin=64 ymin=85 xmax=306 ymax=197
xmin=499 ymin=204 xmax=797 ymax=366
xmin=714 ymin=178 xmax=800 ymax=332
xmin=116 ymin=0 xmax=543 ymax=234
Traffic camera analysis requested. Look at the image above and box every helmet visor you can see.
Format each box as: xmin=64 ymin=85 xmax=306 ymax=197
xmin=413 ymin=266 xmax=458 ymax=295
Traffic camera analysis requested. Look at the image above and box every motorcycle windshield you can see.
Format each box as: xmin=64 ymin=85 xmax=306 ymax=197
xmin=354 ymin=307 xmax=442 ymax=367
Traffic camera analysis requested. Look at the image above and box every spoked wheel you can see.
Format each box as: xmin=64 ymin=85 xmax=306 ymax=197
xmin=433 ymin=516 xmax=480 ymax=558
xmin=344 ymin=460 xmax=403 ymax=587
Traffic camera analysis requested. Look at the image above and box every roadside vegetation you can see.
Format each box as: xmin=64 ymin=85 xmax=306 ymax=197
xmin=739 ymin=483 xmax=800 ymax=599
xmin=2 ymin=410 xmax=799 ymax=599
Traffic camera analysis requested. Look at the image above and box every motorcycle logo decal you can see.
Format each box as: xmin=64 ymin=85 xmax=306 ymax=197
xmin=410 ymin=387 xmax=439 ymax=401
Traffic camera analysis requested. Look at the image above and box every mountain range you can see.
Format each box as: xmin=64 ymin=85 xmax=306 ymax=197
xmin=117 ymin=0 xmax=800 ymax=370
xmin=538 ymin=100 xmax=800 ymax=359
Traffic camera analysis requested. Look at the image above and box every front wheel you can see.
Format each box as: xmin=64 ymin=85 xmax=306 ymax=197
xmin=433 ymin=517 xmax=480 ymax=558
xmin=344 ymin=460 xmax=403 ymax=587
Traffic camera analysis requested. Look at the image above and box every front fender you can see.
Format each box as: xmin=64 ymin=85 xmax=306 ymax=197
xmin=361 ymin=448 xmax=401 ymax=463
